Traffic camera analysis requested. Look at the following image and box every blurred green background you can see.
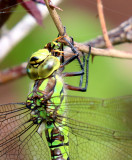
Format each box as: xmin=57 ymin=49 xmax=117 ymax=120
xmin=0 ymin=0 xmax=132 ymax=104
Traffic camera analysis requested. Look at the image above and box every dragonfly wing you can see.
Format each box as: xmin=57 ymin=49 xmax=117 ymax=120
xmin=55 ymin=95 xmax=132 ymax=160
xmin=0 ymin=103 xmax=50 ymax=160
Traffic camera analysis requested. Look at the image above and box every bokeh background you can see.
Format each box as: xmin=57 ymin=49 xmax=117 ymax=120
xmin=0 ymin=0 xmax=132 ymax=104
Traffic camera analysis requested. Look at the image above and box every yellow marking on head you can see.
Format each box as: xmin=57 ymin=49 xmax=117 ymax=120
xmin=29 ymin=49 xmax=51 ymax=64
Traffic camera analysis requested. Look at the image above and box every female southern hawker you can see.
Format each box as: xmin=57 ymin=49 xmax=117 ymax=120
xmin=0 ymin=37 xmax=132 ymax=160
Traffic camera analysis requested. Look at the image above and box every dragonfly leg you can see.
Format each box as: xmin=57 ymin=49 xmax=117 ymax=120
xmin=60 ymin=37 xmax=84 ymax=74
xmin=80 ymin=46 xmax=91 ymax=89
xmin=62 ymin=71 xmax=84 ymax=77
xmin=64 ymin=83 xmax=87 ymax=92
xmin=61 ymin=36 xmax=91 ymax=91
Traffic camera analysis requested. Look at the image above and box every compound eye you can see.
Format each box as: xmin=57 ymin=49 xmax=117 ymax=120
xmin=38 ymin=56 xmax=60 ymax=78
xmin=26 ymin=63 xmax=39 ymax=80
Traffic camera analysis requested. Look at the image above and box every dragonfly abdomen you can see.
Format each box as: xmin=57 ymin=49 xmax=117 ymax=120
xmin=45 ymin=75 xmax=69 ymax=160
xmin=45 ymin=123 xmax=69 ymax=160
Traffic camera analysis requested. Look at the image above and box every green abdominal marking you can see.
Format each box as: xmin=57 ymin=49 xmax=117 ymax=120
xmin=46 ymin=121 xmax=69 ymax=160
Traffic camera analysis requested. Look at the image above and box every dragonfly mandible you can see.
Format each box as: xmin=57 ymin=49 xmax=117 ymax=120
xmin=0 ymin=36 xmax=132 ymax=160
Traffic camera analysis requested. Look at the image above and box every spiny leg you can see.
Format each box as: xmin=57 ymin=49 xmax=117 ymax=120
xmin=62 ymin=27 xmax=91 ymax=90
xmin=60 ymin=33 xmax=91 ymax=91
xmin=63 ymin=45 xmax=91 ymax=92
xmin=79 ymin=51 xmax=85 ymax=87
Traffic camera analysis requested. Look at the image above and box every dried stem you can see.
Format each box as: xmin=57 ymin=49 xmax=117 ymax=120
xmin=0 ymin=62 xmax=27 ymax=84
xmin=97 ymin=0 xmax=112 ymax=48
xmin=75 ymin=43 xmax=132 ymax=59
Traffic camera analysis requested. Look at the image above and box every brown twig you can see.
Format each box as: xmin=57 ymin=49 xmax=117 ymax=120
xmin=75 ymin=43 xmax=132 ymax=59
xmin=97 ymin=0 xmax=112 ymax=48
xmin=0 ymin=62 xmax=27 ymax=84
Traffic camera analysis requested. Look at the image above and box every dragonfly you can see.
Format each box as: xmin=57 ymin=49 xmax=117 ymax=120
xmin=0 ymin=36 xmax=132 ymax=160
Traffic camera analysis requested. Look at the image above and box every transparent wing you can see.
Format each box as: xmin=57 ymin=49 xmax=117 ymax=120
xmin=0 ymin=103 xmax=50 ymax=160
xmin=1 ymin=96 xmax=132 ymax=160
xmin=53 ymin=95 xmax=132 ymax=160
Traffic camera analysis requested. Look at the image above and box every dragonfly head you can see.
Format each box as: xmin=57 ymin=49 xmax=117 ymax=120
xmin=27 ymin=49 xmax=60 ymax=80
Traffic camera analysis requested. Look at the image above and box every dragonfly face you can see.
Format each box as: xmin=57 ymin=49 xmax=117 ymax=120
xmin=27 ymin=49 xmax=60 ymax=80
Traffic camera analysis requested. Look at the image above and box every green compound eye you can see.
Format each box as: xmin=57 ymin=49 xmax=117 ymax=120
xmin=38 ymin=56 xmax=60 ymax=79
xmin=27 ymin=63 xmax=39 ymax=80
xmin=27 ymin=49 xmax=60 ymax=80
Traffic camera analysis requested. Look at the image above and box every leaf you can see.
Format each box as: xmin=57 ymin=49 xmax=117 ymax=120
xmin=0 ymin=0 xmax=44 ymax=28
xmin=18 ymin=0 xmax=43 ymax=25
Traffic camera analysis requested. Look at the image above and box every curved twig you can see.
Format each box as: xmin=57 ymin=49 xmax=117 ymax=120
xmin=97 ymin=0 xmax=112 ymax=48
